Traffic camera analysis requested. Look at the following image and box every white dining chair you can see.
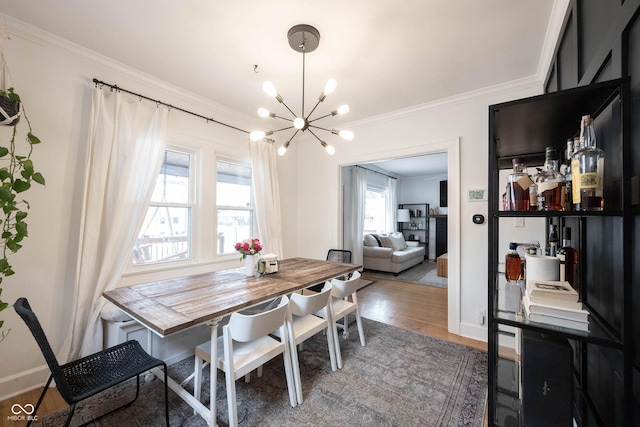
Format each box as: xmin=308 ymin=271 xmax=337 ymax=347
xmin=317 ymin=271 xmax=366 ymax=369
xmin=273 ymin=283 xmax=337 ymax=405
xmin=193 ymin=296 xmax=297 ymax=427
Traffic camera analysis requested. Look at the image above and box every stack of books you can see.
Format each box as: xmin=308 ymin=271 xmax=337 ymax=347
xmin=523 ymin=280 xmax=589 ymax=332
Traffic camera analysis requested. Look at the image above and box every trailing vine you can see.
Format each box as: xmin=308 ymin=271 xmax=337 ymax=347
xmin=0 ymin=88 xmax=45 ymax=342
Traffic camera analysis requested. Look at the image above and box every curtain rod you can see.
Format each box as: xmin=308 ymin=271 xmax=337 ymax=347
xmin=92 ymin=78 xmax=250 ymax=135
xmin=355 ymin=165 xmax=397 ymax=180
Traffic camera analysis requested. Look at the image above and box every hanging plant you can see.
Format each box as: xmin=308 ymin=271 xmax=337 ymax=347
xmin=0 ymin=87 xmax=45 ymax=342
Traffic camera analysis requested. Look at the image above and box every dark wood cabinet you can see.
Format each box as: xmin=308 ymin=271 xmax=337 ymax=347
xmin=487 ymin=79 xmax=632 ymax=426
xmin=435 ymin=216 xmax=447 ymax=258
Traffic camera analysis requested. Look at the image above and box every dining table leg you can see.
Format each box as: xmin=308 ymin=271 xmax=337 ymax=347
xmin=207 ymin=318 xmax=220 ymax=427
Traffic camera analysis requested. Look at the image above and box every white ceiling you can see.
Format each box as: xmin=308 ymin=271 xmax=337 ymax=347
xmin=0 ymin=0 xmax=559 ymax=127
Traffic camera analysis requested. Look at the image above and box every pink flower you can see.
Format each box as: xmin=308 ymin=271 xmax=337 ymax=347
xmin=234 ymin=238 xmax=263 ymax=260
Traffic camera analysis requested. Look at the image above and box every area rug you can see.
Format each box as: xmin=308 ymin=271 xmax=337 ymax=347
xmin=35 ymin=319 xmax=486 ymax=427
xmin=364 ymin=261 xmax=448 ymax=288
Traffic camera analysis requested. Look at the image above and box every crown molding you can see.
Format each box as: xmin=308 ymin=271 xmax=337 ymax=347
xmin=345 ymin=75 xmax=544 ymax=129
xmin=3 ymin=15 xmax=258 ymax=129
xmin=536 ymin=0 xmax=571 ymax=80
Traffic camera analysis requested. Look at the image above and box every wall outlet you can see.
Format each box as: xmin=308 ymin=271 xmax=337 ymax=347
xmin=475 ymin=308 xmax=486 ymax=325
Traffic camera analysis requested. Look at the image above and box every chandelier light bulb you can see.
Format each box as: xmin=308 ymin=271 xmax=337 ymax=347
xmin=331 ymin=129 xmax=355 ymax=141
xmin=336 ymin=104 xmax=350 ymax=115
xmin=323 ymin=79 xmax=337 ymax=96
xmin=321 ymin=141 xmax=335 ymax=155
xmin=293 ymin=117 xmax=306 ymax=130
xmin=263 ymin=81 xmax=278 ymax=98
xmin=257 ymin=108 xmax=271 ymax=118
xmin=250 ymin=131 xmax=266 ymax=141
xmin=277 ymin=145 xmax=287 ymax=156
xmin=249 ymin=130 xmax=274 ymax=141
xmin=339 ymin=130 xmax=355 ymax=141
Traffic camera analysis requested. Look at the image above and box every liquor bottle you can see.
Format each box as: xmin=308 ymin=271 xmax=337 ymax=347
xmin=572 ymin=115 xmax=605 ymax=211
xmin=529 ymin=180 xmax=538 ymax=211
xmin=558 ymin=227 xmax=578 ymax=290
xmin=505 ymin=242 xmax=523 ymax=312
xmin=560 ymin=138 xmax=574 ymax=210
xmin=535 ymin=147 xmax=566 ymax=211
xmin=545 ymin=224 xmax=558 ymax=257
xmin=506 ymin=158 xmax=532 ymax=211
xmin=505 ymin=242 xmax=522 ymax=281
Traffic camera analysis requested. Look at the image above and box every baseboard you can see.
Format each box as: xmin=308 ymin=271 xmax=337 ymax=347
xmin=0 ymin=363 xmax=50 ymax=402
xmin=164 ymin=349 xmax=195 ymax=366
xmin=459 ymin=321 xmax=488 ymax=344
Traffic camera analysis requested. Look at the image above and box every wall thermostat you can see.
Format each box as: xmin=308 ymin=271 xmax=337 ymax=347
xmin=472 ymin=214 xmax=485 ymax=224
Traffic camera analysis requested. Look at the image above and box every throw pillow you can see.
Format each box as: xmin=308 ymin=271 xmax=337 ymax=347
xmin=379 ymin=235 xmax=393 ymax=248
xmin=364 ymin=234 xmax=378 ymax=247
xmin=388 ymin=233 xmax=408 ymax=250
xmin=370 ymin=233 xmax=383 ymax=247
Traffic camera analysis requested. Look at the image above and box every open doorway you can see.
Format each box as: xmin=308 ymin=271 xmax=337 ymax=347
xmin=338 ymin=137 xmax=460 ymax=334
xmin=341 ymin=153 xmax=447 ymax=276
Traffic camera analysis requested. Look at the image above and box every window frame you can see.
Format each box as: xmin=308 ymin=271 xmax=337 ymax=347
xmin=126 ymin=144 xmax=199 ymax=273
xmin=215 ymin=158 xmax=255 ymax=257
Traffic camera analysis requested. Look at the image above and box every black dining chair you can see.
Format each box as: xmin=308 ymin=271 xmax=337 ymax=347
xmin=13 ymin=297 xmax=170 ymax=427
xmin=326 ymin=249 xmax=352 ymax=263
xmin=306 ymin=249 xmax=354 ymax=293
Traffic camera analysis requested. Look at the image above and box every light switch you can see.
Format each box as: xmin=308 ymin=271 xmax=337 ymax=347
xmin=514 ymin=217 xmax=524 ymax=227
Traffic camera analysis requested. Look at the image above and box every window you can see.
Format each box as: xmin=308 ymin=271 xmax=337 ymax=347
xmin=364 ymin=189 xmax=388 ymax=234
xmin=216 ymin=161 xmax=253 ymax=255
xmin=133 ymin=149 xmax=193 ymax=265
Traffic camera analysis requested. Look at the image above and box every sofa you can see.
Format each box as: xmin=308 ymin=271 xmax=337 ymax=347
xmin=363 ymin=233 xmax=425 ymax=274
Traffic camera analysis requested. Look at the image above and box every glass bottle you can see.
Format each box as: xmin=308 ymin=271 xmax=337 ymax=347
xmin=545 ymin=224 xmax=558 ymax=257
xmin=535 ymin=147 xmax=566 ymax=211
xmin=558 ymin=227 xmax=578 ymax=290
xmin=505 ymin=242 xmax=523 ymax=312
xmin=505 ymin=242 xmax=522 ymax=281
xmin=560 ymin=138 xmax=574 ymax=210
xmin=572 ymin=115 xmax=605 ymax=211
xmin=506 ymin=158 xmax=532 ymax=211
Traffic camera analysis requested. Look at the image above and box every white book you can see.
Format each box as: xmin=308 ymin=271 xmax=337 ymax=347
xmin=523 ymin=301 xmax=589 ymax=332
xmin=526 ymin=290 xmax=583 ymax=310
xmin=528 ymin=280 xmax=579 ymax=302
xmin=523 ymin=294 xmax=588 ymax=322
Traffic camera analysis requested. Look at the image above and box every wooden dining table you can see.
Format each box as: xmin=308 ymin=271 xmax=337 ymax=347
xmin=103 ymin=257 xmax=360 ymax=427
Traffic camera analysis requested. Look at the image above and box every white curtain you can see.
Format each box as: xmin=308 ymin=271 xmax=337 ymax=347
xmin=59 ymin=86 xmax=169 ymax=361
xmin=386 ymin=176 xmax=397 ymax=232
xmin=250 ymin=139 xmax=283 ymax=257
xmin=349 ymin=167 xmax=367 ymax=266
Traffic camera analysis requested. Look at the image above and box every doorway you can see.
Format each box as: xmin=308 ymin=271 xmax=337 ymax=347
xmin=338 ymin=138 xmax=461 ymax=334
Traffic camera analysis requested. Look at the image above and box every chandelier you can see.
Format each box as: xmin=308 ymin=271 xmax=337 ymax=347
xmin=249 ymin=24 xmax=354 ymax=156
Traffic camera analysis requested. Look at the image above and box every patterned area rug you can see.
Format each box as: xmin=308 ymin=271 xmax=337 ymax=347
xmin=364 ymin=261 xmax=448 ymax=288
xmin=35 ymin=319 xmax=486 ymax=427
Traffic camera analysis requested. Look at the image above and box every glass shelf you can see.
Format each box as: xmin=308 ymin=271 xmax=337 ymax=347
xmin=493 ymin=309 xmax=623 ymax=349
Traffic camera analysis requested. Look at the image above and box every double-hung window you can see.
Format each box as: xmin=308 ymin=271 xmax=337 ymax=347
xmin=364 ymin=188 xmax=388 ymax=234
xmin=133 ymin=149 xmax=193 ymax=265
xmin=216 ymin=160 xmax=253 ymax=255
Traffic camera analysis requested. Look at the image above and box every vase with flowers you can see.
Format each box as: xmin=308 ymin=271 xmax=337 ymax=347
xmin=234 ymin=238 xmax=263 ymax=276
